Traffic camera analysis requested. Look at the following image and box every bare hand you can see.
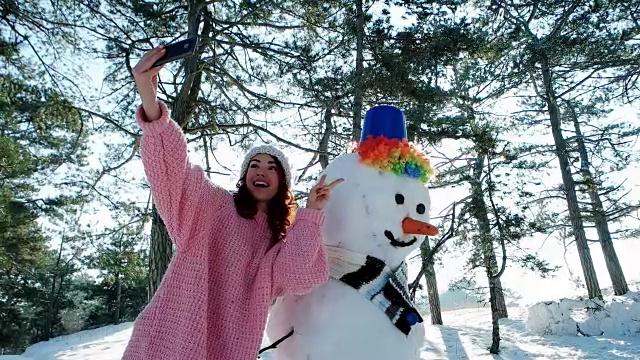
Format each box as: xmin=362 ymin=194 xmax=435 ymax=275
xmin=306 ymin=175 xmax=344 ymax=211
xmin=132 ymin=46 xmax=166 ymax=121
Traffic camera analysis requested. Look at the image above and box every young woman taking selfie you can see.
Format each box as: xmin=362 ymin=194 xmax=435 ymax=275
xmin=122 ymin=45 xmax=343 ymax=360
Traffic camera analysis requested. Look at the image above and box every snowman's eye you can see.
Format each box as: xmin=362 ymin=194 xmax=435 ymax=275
xmin=395 ymin=194 xmax=405 ymax=205
xmin=416 ymin=203 xmax=425 ymax=214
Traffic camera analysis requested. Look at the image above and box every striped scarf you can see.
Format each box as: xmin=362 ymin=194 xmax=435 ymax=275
xmin=325 ymin=246 xmax=423 ymax=336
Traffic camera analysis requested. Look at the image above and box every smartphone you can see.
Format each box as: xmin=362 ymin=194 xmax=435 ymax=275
xmin=152 ymin=36 xmax=199 ymax=67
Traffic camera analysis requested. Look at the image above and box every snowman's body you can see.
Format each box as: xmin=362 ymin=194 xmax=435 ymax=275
xmin=266 ymin=280 xmax=424 ymax=360
xmin=266 ymin=149 xmax=435 ymax=360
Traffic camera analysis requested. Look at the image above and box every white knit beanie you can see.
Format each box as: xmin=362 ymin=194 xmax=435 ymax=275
xmin=240 ymin=145 xmax=293 ymax=189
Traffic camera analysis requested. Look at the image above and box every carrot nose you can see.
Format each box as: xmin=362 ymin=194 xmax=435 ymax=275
xmin=402 ymin=217 xmax=439 ymax=236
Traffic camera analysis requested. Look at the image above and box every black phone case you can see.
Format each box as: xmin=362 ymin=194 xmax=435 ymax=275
xmin=152 ymin=37 xmax=198 ymax=67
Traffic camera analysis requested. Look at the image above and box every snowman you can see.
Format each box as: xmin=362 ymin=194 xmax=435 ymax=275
xmin=266 ymin=105 xmax=439 ymax=360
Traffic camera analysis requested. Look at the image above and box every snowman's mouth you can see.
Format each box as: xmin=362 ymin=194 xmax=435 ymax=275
xmin=384 ymin=230 xmax=417 ymax=248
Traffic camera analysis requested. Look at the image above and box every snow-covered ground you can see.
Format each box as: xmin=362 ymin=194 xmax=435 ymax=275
xmin=4 ymin=239 xmax=639 ymax=359
xmin=422 ymin=307 xmax=640 ymax=359
xmin=3 ymin=300 xmax=640 ymax=359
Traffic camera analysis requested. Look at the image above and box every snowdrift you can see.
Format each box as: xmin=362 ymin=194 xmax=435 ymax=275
xmin=0 ymin=323 xmax=132 ymax=360
xmin=526 ymin=291 xmax=640 ymax=337
xmin=3 ymin=305 xmax=640 ymax=359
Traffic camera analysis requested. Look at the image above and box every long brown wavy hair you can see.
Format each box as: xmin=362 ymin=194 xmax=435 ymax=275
xmin=233 ymin=156 xmax=297 ymax=244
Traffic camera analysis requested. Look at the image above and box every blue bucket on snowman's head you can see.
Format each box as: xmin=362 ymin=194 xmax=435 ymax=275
xmin=360 ymin=105 xmax=407 ymax=142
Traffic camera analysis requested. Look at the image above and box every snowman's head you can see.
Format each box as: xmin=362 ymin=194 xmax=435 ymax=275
xmin=320 ymin=136 xmax=438 ymax=269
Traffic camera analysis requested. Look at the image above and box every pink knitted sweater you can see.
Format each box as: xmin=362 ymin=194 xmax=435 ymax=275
xmin=122 ymin=101 xmax=329 ymax=360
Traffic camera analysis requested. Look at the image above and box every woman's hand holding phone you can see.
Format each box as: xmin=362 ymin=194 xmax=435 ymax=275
xmin=132 ymin=47 xmax=166 ymax=122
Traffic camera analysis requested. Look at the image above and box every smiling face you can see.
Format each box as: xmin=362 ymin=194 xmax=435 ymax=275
xmin=245 ymin=153 xmax=281 ymax=203
xmin=320 ymin=154 xmax=438 ymax=269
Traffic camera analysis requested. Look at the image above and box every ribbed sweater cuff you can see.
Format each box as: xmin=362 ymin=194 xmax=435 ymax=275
xmin=136 ymin=100 xmax=173 ymax=136
xmin=295 ymin=208 xmax=325 ymax=226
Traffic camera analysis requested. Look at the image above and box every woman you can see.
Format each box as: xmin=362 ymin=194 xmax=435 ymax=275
xmin=122 ymin=46 xmax=343 ymax=360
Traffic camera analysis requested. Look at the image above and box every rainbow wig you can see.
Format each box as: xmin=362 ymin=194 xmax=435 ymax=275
xmin=356 ymin=135 xmax=434 ymax=184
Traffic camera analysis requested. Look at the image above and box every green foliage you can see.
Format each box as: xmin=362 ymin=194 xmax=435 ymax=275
xmin=0 ymin=192 xmax=49 ymax=352
xmin=0 ymin=74 xmax=87 ymax=178
xmin=0 ymin=2 xmax=93 ymax=352
xmin=90 ymin=224 xmax=149 ymax=324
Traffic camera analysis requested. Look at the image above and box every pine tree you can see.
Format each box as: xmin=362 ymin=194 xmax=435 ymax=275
xmin=425 ymin=53 xmax=557 ymax=353
xmin=275 ymin=0 xmax=357 ymax=176
xmin=0 ymin=3 xmax=90 ymax=349
xmin=483 ymin=0 xmax=640 ymax=299
xmin=562 ymin=99 xmax=638 ymax=295
xmin=92 ymin=218 xmax=148 ymax=325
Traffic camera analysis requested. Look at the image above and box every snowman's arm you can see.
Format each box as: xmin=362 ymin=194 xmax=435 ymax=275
xmin=136 ymin=101 xmax=232 ymax=252
xmin=271 ymin=208 xmax=330 ymax=297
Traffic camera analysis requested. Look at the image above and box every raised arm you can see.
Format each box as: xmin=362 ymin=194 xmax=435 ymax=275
xmin=132 ymin=46 xmax=231 ymax=253
xmin=271 ymin=208 xmax=329 ymax=297
xmin=271 ymin=175 xmax=344 ymax=297
xmin=137 ymin=102 xmax=232 ymax=252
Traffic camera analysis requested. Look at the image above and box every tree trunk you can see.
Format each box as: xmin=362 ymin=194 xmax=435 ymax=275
xmin=420 ymin=238 xmax=442 ymax=325
xmin=148 ymin=205 xmax=174 ymax=300
xmin=352 ymin=0 xmax=364 ymax=141
xmin=568 ymin=104 xmax=628 ymax=295
xmin=488 ymin=274 xmax=501 ymax=354
xmin=203 ymin=135 xmax=211 ymax=179
xmin=539 ymin=58 xmax=602 ymax=299
xmin=319 ymin=103 xmax=333 ymax=169
xmin=489 ymin=252 xmax=508 ymax=319
xmin=471 ymin=155 xmax=508 ymax=319
xmin=115 ymin=271 xmax=122 ymax=324
xmin=44 ymin=237 xmax=66 ymax=340
xmin=171 ymin=6 xmax=207 ymax=129
xmin=44 ymin=275 xmax=56 ymax=341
